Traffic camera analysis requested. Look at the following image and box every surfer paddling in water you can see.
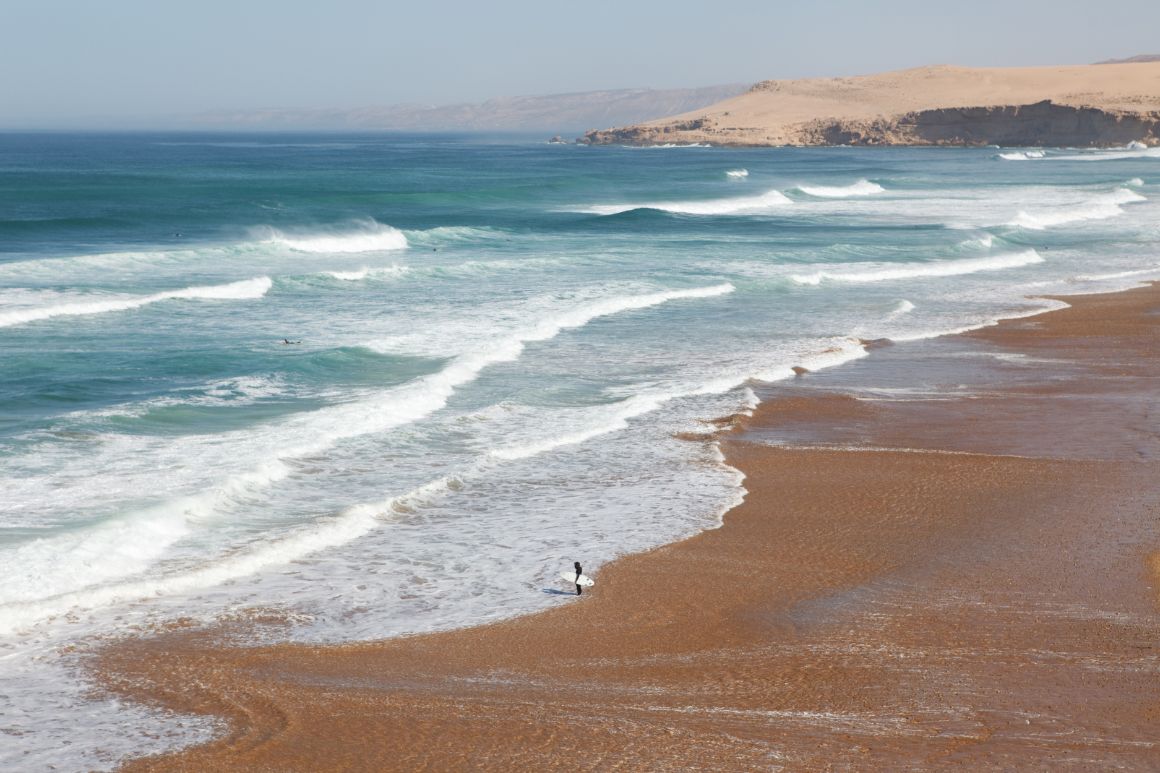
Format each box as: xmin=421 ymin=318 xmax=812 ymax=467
xmin=574 ymin=561 xmax=583 ymax=595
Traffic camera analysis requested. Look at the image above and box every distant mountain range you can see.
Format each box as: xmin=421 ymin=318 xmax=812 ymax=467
xmin=187 ymin=85 xmax=749 ymax=134
xmin=1095 ymin=54 xmax=1160 ymax=64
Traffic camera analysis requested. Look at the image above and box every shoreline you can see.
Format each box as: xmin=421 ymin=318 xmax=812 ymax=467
xmin=100 ymin=283 xmax=1160 ymax=770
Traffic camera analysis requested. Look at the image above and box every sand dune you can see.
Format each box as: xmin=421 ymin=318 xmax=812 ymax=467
xmin=584 ymin=63 xmax=1160 ymax=147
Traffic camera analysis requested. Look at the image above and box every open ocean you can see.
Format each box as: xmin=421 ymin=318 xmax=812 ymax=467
xmin=1 ymin=133 xmax=1158 ymax=769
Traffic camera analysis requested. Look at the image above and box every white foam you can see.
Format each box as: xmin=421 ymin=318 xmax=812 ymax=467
xmin=1009 ymin=188 xmax=1146 ymax=229
xmin=998 ymin=150 xmax=1046 ymax=161
xmin=632 ymin=143 xmax=712 ymax=149
xmin=0 ymin=283 xmax=735 ymax=632
xmin=959 ymin=234 xmax=995 ymax=250
xmin=791 ymin=250 xmax=1044 ymax=285
xmin=579 ymin=189 xmax=792 ymax=216
xmin=493 ymin=333 xmax=868 ymax=461
xmin=887 ymin=299 xmax=916 ymax=319
xmin=725 ymin=169 xmax=749 ymax=178
xmin=260 ymin=220 xmax=408 ymax=253
xmin=751 ymin=339 xmax=871 ymax=382
xmin=1044 ymin=146 xmax=1160 ymax=162
xmin=1072 ymin=266 xmax=1160 ymax=282
xmin=489 ymin=394 xmax=667 ymax=461
xmin=75 ymin=374 xmax=287 ymax=420
xmin=888 ymin=300 xmax=1068 ymax=342
xmin=795 ymin=179 xmax=885 ymax=198
xmin=1125 ymin=177 xmax=1145 ymax=187
xmin=324 ymin=265 xmax=410 ymax=281
xmin=0 ymin=477 xmax=457 ymax=636
xmin=0 ymin=277 xmax=272 ymax=329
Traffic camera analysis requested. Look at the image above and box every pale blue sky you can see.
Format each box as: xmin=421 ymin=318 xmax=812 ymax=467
xmin=3 ymin=0 xmax=1158 ymax=126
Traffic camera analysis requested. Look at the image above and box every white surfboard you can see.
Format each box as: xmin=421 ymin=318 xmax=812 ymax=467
xmin=560 ymin=571 xmax=594 ymax=587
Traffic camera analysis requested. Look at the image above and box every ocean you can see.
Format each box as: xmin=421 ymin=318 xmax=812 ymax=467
xmin=1 ymin=132 xmax=1158 ymax=769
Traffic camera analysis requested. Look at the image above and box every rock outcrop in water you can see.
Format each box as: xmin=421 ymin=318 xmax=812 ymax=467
xmin=582 ymin=63 xmax=1160 ymax=148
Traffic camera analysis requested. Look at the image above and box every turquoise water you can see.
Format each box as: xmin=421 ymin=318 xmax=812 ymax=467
xmin=1 ymin=133 xmax=1158 ymax=769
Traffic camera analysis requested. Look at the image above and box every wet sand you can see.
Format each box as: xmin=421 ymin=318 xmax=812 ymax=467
xmin=101 ymin=284 xmax=1160 ymax=771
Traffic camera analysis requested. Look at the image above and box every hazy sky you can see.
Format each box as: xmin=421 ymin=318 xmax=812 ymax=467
xmin=3 ymin=0 xmax=1158 ymax=126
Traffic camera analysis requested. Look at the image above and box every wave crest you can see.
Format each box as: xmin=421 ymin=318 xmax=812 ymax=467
xmin=580 ymin=189 xmax=792 ymax=216
xmin=324 ymin=266 xmax=410 ymax=281
xmin=794 ymin=179 xmax=885 ymax=198
xmin=259 ymin=220 xmax=408 ymax=253
xmin=791 ymin=250 xmax=1043 ymax=285
xmin=998 ymin=150 xmax=1046 ymax=161
xmin=0 ymin=277 xmax=272 ymax=329
xmin=1009 ymin=188 xmax=1146 ymax=230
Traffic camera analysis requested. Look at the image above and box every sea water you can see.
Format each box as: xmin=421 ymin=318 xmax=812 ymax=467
xmin=1 ymin=133 xmax=1158 ymax=769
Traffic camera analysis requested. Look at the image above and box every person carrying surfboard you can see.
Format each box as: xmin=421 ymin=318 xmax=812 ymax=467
xmin=574 ymin=561 xmax=583 ymax=596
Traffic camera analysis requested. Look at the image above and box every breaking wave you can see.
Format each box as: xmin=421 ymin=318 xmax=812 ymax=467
xmin=791 ymin=250 xmax=1044 ymax=285
xmin=403 ymin=226 xmax=509 ymax=247
xmin=323 ymin=265 xmax=410 ymax=281
xmin=998 ymin=150 xmax=1046 ymax=161
xmin=258 ymin=220 xmax=408 ymax=253
xmin=794 ymin=179 xmax=885 ymax=198
xmin=0 ymin=283 xmax=735 ymax=632
xmin=1042 ymin=145 xmax=1160 ymax=162
xmin=887 ymin=299 xmax=916 ymax=319
xmin=580 ymin=189 xmax=792 ymax=216
xmin=1009 ymin=188 xmax=1146 ymax=230
xmin=0 ymin=277 xmax=273 ymax=329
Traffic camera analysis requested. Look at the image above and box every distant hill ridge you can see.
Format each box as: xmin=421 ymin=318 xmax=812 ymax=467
xmin=1096 ymin=54 xmax=1160 ymax=64
xmin=583 ymin=62 xmax=1160 ymax=147
xmin=189 ymin=84 xmax=749 ymax=133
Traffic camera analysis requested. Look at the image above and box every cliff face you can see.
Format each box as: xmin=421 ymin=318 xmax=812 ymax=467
xmin=581 ymin=63 xmax=1160 ymax=147
xmin=584 ymin=102 xmax=1160 ymax=147
xmin=802 ymin=102 xmax=1160 ymax=147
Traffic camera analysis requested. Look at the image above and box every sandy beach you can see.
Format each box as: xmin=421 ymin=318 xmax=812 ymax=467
xmin=98 ymin=283 xmax=1160 ymax=771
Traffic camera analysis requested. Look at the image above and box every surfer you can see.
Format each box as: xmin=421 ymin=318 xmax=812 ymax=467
xmin=574 ymin=561 xmax=583 ymax=596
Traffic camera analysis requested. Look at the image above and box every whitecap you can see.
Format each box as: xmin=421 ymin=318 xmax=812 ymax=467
xmin=998 ymin=150 xmax=1046 ymax=161
xmin=0 ymin=277 xmax=272 ymax=329
xmin=1009 ymin=188 xmax=1146 ymax=230
xmin=794 ymin=179 xmax=885 ymax=198
xmin=887 ymin=300 xmax=916 ymax=319
xmin=791 ymin=250 xmax=1044 ymax=285
xmin=323 ymin=265 xmax=410 ymax=281
xmin=258 ymin=219 xmax=408 ymax=253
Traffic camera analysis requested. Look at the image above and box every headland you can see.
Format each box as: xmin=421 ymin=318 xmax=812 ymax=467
xmin=583 ymin=63 xmax=1160 ymax=147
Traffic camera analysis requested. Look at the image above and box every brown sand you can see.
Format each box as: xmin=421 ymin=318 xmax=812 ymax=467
xmin=582 ymin=62 xmax=1160 ymax=146
xmin=100 ymin=284 xmax=1160 ymax=771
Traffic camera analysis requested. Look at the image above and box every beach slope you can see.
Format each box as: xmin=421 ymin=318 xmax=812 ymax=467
xmin=99 ymin=284 xmax=1160 ymax=770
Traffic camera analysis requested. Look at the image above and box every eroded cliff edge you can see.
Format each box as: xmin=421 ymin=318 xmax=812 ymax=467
xmin=585 ymin=101 xmax=1160 ymax=147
